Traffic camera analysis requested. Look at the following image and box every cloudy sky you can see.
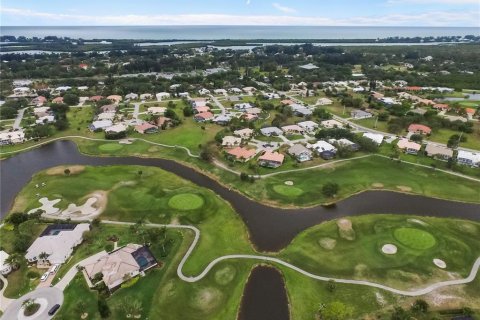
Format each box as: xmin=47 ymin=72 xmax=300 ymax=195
xmin=1 ymin=0 xmax=479 ymax=26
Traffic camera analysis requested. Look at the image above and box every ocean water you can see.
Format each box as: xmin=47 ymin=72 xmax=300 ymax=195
xmin=1 ymin=26 xmax=479 ymax=40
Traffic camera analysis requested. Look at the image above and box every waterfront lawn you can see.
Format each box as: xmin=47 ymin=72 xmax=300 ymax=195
xmin=280 ymin=215 xmax=480 ymax=319
xmin=10 ymin=165 xmax=255 ymax=276
xmin=228 ymin=155 xmax=480 ymax=206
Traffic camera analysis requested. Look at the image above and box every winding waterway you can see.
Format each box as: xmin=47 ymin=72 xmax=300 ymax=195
xmin=1 ymin=140 xmax=479 ymax=251
xmin=1 ymin=140 xmax=479 ymax=320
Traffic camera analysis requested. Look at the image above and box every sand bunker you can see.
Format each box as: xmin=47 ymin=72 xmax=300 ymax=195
xmin=396 ymin=185 xmax=412 ymax=192
xmin=318 ymin=237 xmax=337 ymax=250
xmin=337 ymin=218 xmax=356 ymax=240
xmin=119 ymin=139 xmax=134 ymax=145
xmin=433 ymin=258 xmax=447 ymax=269
xmin=62 ymin=197 xmax=98 ymax=216
xmin=408 ymin=218 xmax=428 ymax=226
xmin=371 ymin=183 xmax=384 ymax=188
xmin=28 ymin=197 xmax=61 ymax=215
xmin=46 ymin=165 xmax=85 ymax=176
xmin=284 ymin=181 xmax=294 ymax=186
xmin=382 ymin=244 xmax=398 ymax=255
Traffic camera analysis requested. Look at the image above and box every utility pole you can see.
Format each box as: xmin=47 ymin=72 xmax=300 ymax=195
xmin=374 ymin=116 xmax=378 ymax=129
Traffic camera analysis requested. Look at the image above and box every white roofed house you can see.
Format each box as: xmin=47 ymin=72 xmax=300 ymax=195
xmin=328 ymin=138 xmax=360 ymax=151
xmin=425 ymin=144 xmax=453 ymax=161
xmin=297 ymin=121 xmax=319 ymax=134
xmin=290 ymin=104 xmax=312 ymax=117
xmin=288 ymin=144 xmax=313 ymax=162
xmin=26 ymin=223 xmax=90 ymax=265
xmin=97 ymin=112 xmax=116 ymax=121
xmin=396 ymin=138 xmax=421 ymax=155
xmin=0 ymin=251 xmax=12 ymax=275
xmin=351 ymin=110 xmax=373 ymax=119
xmin=33 ymin=106 xmax=51 ymax=117
xmin=125 ymin=93 xmax=139 ymax=100
xmin=260 ymin=127 xmax=283 ymax=136
xmin=213 ymin=114 xmax=232 ymax=126
xmin=242 ymin=87 xmax=257 ymax=95
xmin=213 ymin=89 xmax=228 ymax=96
xmin=156 ymin=92 xmax=170 ymax=101
xmin=147 ymin=107 xmax=167 ymax=115
xmin=316 ymin=98 xmax=333 ymax=106
xmin=36 ymin=115 xmax=56 ymax=125
xmin=281 ymin=125 xmax=305 ymax=135
xmin=105 ymin=123 xmax=127 ymax=134
xmin=362 ymin=132 xmax=384 ymax=145
xmin=90 ymin=120 xmax=113 ymax=131
xmin=229 ymin=88 xmax=242 ymax=94
xmin=320 ymin=119 xmax=344 ymax=129
xmin=198 ymin=88 xmax=211 ymax=95
xmin=0 ymin=130 xmax=25 ymax=145
xmin=307 ymin=140 xmax=337 ymax=159
xmin=457 ymin=150 xmax=480 ymax=167
xmin=233 ymin=128 xmax=254 ymax=139
xmin=140 ymin=93 xmax=153 ymax=100
xmin=222 ymin=136 xmax=242 ymax=148
xmin=234 ymin=103 xmax=254 ymax=111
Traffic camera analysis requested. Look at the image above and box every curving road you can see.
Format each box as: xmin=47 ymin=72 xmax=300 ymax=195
xmin=1 ymin=287 xmax=63 ymax=320
xmin=102 ymin=220 xmax=480 ymax=297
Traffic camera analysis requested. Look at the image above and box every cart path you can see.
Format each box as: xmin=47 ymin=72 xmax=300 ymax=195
xmin=101 ymin=220 xmax=480 ymax=297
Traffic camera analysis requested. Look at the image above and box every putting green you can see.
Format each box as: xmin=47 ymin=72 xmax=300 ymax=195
xmin=98 ymin=143 xmax=124 ymax=151
xmin=393 ymin=227 xmax=436 ymax=250
xmin=168 ymin=193 xmax=204 ymax=210
xmin=273 ymin=185 xmax=304 ymax=197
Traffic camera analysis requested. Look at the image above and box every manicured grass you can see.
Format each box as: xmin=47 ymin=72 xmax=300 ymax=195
xmin=459 ymin=101 xmax=479 ymax=107
xmin=393 ymin=227 xmax=436 ymax=250
xmin=168 ymin=193 xmax=205 ymax=210
xmin=3 ymin=263 xmax=43 ymax=299
xmin=98 ymin=143 xmax=124 ymax=152
xmin=272 ymin=185 xmax=304 ymax=197
xmin=352 ymin=117 xmax=390 ymax=133
xmin=228 ymin=155 xmax=480 ymax=207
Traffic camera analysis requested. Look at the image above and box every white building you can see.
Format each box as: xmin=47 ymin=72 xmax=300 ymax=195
xmin=222 ymin=136 xmax=242 ymax=148
xmin=125 ymin=93 xmax=139 ymax=100
xmin=297 ymin=121 xmax=319 ymax=133
xmin=90 ymin=120 xmax=113 ymax=131
xmin=316 ymin=98 xmax=333 ymax=106
xmin=105 ymin=123 xmax=127 ymax=134
xmin=147 ymin=107 xmax=167 ymax=115
xmin=307 ymin=141 xmax=337 ymax=153
xmin=0 ymin=251 xmax=12 ymax=275
xmin=36 ymin=115 xmax=55 ymax=125
xmin=156 ymin=92 xmax=170 ymax=101
xmin=0 ymin=130 xmax=25 ymax=145
xmin=320 ymin=119 xmax=344 ymax=129
xmin=363 ymin=132 xmax=384 ymax=145
xmin=198 ymin=88 xmax=211 ymax=95
xmin=26 ymin=224 xmax=90 ymax=265
xmin=457 ymin=150 xmax=480 ymax=167
xmin=234 ymin=103 xmax=254 ymax=111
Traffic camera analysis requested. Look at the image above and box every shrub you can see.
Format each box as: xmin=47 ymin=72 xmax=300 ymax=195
xmin=98 ymin=297 xmax=111 ymax=318
xmin=26 ymin=271 xmax=40 ymax=279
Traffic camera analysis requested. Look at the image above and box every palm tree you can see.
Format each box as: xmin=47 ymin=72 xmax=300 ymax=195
xmin=122 ymin=298 xmax=143 ymax=319
xmin=38 ymin=252 xmax=49 ymax=264
xmin=5 ymin=253 xmax=24 ymax=270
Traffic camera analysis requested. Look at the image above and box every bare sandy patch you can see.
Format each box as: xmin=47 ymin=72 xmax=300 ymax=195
xmin=318 ymin=237 xmax=337 ymax=250
xmin=396 ymin=185 xmax=412 ymax=192
xmin=407 ymin=218 xmax=428 ymax=226
xmin=147 ymin=146 xmax=160 ymax=152
xmin=433 ymin=258 xmax=447 ymax=269
xmin=337 ymin=218 xmax=355 ymax=240
xmin=371 ymin=183 xmax=384 ymax=188
xmin=119 ymin=139 xmax=134 ymax=145
xmin=190 ymin=287 xmax=223 ymax=313
xmin=381 ymin=244 xmax=398 ymax=255
xmin=284 ymin=180 xmax=294 ymax=186
xmin=46 ymin=165 xmax=85 ymax=176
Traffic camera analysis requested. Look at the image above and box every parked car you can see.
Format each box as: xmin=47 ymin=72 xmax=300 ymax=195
xmin=48 ymin=304 xmax=60 ymax=316
xmin=49 ymin=264 xmax=60 ymax=274
xmin=40 ymin=271 xmax=49 ymax=282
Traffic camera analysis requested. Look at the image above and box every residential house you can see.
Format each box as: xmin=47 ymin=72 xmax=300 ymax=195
xmin=288 ymin=144 xmax=313 ymax=162
xmin=297 ymin=121 xmax=319 ymax=133
xmin=25 ymin=224 xmax=90 ymax=265
xmin=97 ymin=112 xmax=115 ymax=121
xmin=135 ymin=123 xmax=158 ymax=134
xmin=425 ymin=144 xmax=453 ymax=161
xmin=222 ymin=136 xmax=242 ymax=148
xmin=140 ymin=93 xmax=153 ymax=100
xmin=260 ymin=127 xmax=283 ymax=136
xmin=229 ymin=88 xmax=242 ymax=94
xmin=234 ymin=103 xmax=254 ymax=111
xmin=281 ymin=125 xmax=305 ymax=135
xmin=190 ymin=98 xmax=208 ymax=108
xmin=100 ymin=104 xmax=117 ymax=113
xmin=457 ymin=150 xmax=480 ymax=167
xmin=89 ymin=95 xmax=103 ymax=102
xmin=156 ymin=92 xmax=170 ymax=101
xmin=198 ymin=88 xmax=211 ymax=95
xmin=242 ymin=87 xmax=256 ymax=95
xmin=351 ymin=110 xmax=373 ymax=119
xmin=227 ymin=147 xmax=256 ymax=162
xmin=31 ymin=96 xmax=47 ymax=107
xmin=213 ymin=114 xmax=232 ymax=125
xmin=397 ymin=139 xmax=421 ymax=155
xmin=105 ymin=123 xmax=127 ymax=134
xmin=241 ymin=113 xmax=258 ymax=122
xmin=147 ymin=107 xmax=166 ymax=115
xmin=194 ymin=112 xmax=214 ymax=122
xmin=36 ymin=115 xmax=55 ymax=125
xmin=433 ymin=104 xmax=450 ymax=112
xmin=328 ymin=138 xmax=359 ymax=151
xmin=363 ymin=132 xmax=384 ymax=145
xmin=281 ymin=99 xmax=295 ymax=105
xmin=107 ymin=95 xmax=122 ymax=103
xmin=194 ymin=106 xmax=211 ymax=114
xmin=245 ymin=107 xmax=262 ymax=115
xmin=0 ymin=130 xmax=25 ymax=145
xmin=234 ymin=128 xmax=254 ymax=139
xmin=52 ymin=97 xmax=64 ymax=104
xmin=0 ymin=251 xmax=12 ymax=275
xmin=263 ymin=92 xmax=280 ymax=99
xmin=90 ymin=120 xmax=113 ymax=131
xmin=320 ymin=119 xmax=344 ymax=129
xmin=154 ymin=116 xmax=172 ymax=128
xmin=83 ymin=244 xmax=157 ymax=291
xmin=290 ymin=103 xmax=312 ymax=117
xmin=258 ymin=151 xmax=285 ymax=168
xmin=316 ymin=98 xmax=333 ymax=106
xmin=214 ymin=89 xmax=227 ymax=96
xmin=307 ymin=141 xmax=337 ymax=155
xmin=465 ymin=108 xmax=476 ymax=120
xmin=408 ymin=124 xmax=431 ymax=135
xmin=125 ymin=93 xmax=139 ymax=100
xmin=33 ymin=106 xmax=51 ymax=117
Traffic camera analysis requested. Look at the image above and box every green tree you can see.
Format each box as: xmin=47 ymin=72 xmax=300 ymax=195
xmin=62 ymin=93 xmax=79 ymax=106
xmin=322 ymin=182 xmax=339 ymax=197
xmin=410 ymin=299 xmax=429 ymax=313
xmin=5 ymin=253 xmax=24 ymax=270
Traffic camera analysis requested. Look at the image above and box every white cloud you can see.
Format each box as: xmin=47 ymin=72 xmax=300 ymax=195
xmin=1 ymin=7 xmax=478 ymax=27
xmin=272 ymin=3 xmax=297 ymax=14
xmin=246 ymin=0 xmax=251 ymax=5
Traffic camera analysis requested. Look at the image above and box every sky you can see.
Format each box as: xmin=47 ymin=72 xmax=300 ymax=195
xmin=1 ymin=0 xmax=479 ymax=27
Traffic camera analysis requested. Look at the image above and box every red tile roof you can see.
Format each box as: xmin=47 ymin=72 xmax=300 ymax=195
xmin=408 ymin=123 xmax=431 ymax=134
xmin=259 ymin=151 xmax=284 ymax=163
xmin=227 ymin=147 xmax=256 ymax=160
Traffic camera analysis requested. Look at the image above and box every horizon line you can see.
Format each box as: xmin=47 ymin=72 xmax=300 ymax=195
xmin=1 ymin=25 xmax=477 ymax=28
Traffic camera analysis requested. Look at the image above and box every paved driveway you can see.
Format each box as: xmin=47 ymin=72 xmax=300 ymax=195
xmin=1 ymin=287 xmax=63 ymax=320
